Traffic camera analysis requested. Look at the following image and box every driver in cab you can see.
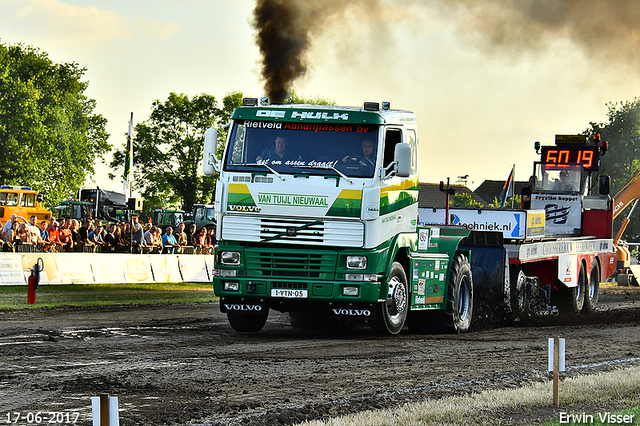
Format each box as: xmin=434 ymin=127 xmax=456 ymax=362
xmin=553 ymin=169 xmax=578 ymax=192
xmin=257 ymin=136 xmax=293 ymax=162
xmin=342 ymin=139 xmax=376 ymax=167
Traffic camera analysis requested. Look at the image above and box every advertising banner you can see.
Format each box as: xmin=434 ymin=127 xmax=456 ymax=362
xmin=91 ymin=254 xmax=127 ymax=283
xmin=178 ymin=256 xmax=210 ymax=282
xmin=419 ymin=208 xmax=527 ymax=239
xmin=149 ymin=254 xmax=183 ymax=282
xmin=0 ymin=253 xmax=25 ymax=285
xmin=20 ymin=253 xmax=60 ymax=284
xmin=56 ymin=253 xmax=94 ymax=283
xmin=0 ymin=253 xmax=214 ymax=285
xmin=531 ymin=194 xmax=582 ymax=236
xmin=123 ymin=255 xmax=155 ymax=283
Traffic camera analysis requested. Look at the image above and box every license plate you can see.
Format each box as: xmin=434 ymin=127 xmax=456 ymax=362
xmin=271 ymin=289 xmax=308 ymax=298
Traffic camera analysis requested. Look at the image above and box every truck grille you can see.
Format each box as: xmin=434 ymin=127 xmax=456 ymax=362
xmin=245 ymin=249 xmax=336 ymax=279
xmin=221 ymin=215 xmax=364 ymax=247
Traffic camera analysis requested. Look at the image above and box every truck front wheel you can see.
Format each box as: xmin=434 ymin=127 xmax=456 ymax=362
xmin=227 ymin=311 xmax=268 ymax=332
xmin=370 ymin=262 xmax=409 ymax=335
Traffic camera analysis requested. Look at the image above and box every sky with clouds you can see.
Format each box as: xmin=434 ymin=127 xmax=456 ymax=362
xmin=2 ymin=0 xmax=639 ymax=194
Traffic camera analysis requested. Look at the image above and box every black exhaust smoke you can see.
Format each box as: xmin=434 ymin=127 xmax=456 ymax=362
xmin=253 ymin=0 xmax=308 ymax=104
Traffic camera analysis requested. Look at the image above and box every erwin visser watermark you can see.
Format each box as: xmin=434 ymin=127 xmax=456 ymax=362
xmin=559 ymin=411 xmax=636 ymax=424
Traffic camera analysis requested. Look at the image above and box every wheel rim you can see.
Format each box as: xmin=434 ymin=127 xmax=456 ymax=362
xmin=457 ymin=275 xmax=471 ymax=319
xmin=388 ymin=276 xmax=407 ymax=319
xmin=516 ymin=271 xmax=526 ymax=311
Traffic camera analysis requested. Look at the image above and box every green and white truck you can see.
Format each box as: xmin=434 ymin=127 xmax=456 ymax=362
xmin=203 ymin=99 xmax=473 ymax=334
xmin=203 ymin=100 xmax=615 ymax=334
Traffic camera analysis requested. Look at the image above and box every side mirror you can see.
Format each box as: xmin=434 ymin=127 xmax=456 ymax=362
xmin=599 ymin=174 xmax=610 ymax=195
xmin=395 ymin=143 xmax=412 ymax=177
xmin=203 ymin=128 xmax=219 ymax=175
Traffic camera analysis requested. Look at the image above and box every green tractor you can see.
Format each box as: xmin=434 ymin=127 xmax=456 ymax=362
xmin=186 ymin=203 xmax=216 ymax=233
xmin=52 ymin=200 xmax=92 ymax=222
xmin=151 ymin=208 xmax=185 ymax=232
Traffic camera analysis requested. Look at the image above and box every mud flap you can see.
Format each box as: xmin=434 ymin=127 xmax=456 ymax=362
xmin=220 ymin=297 xmax=268 ymax=314
xmin=558 ymin=255 xmax=578 ymax=288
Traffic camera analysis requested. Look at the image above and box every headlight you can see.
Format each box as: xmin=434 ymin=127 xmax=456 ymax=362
xmin=342 ymin=286 xmax=360 ymax=296
xmin=346 ymin=255 xmax=367 ymax=269
xmin=220 ymin=251 xmax=240 ymax=265
xmin=223 ymin=282 xmax=240 ymax=291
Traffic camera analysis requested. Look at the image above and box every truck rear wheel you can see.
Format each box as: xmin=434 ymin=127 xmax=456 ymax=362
xmin=584 ymin=261 xmax=600 ymax=313
xmin=370 ymin=261 xmax=409 ymax=335
xmin=437 ymin=253 xmax=473 ymax=333
xmin=510 ymin=268 xmax=526 ymax=316
xmin=227 ymin=311 xmax=268 ymax=332
xmin=558 ymin=262 xmax=586 ymax=315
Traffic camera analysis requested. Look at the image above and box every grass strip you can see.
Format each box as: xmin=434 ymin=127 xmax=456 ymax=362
xmin=297 ymin=365 xmax=640 ymax=426
xmin=0 ymin=283 xmax=216 ymax=309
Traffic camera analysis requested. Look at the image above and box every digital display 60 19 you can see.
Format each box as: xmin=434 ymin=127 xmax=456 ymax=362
xmin=540 ymin=146 xmax=599 ymax=171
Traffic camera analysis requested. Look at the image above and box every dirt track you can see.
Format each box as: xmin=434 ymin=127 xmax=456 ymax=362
xmin=1 ymin=286 xmax=640 ymax=426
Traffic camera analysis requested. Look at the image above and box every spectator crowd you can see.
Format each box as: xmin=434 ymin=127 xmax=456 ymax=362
xmin=0 ymin=214 xmax=216 ymax=254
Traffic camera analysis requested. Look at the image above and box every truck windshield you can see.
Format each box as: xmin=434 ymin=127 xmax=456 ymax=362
xmin=224 ymin=120 xmax=380 ymax=178
xmin=534 ymin=164 xmax=584 ymax=194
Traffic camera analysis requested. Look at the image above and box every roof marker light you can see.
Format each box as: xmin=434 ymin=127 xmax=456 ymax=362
xmin=363 ymin=102 xmax=379 ymax=111
xmin=242 ymin=98 xmax=258 ymax=107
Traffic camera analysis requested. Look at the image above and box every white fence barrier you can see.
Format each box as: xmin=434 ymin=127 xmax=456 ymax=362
xmin=0 ymin=252 xmax=215 ymax=285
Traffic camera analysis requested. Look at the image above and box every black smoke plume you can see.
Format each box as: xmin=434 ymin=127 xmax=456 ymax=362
xmin=253 ymin=0 xmax=309 ymax=104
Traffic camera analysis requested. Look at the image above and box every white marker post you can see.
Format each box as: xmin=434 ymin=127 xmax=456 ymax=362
xmin=91 ymin=394 xmax=119 ymax=426
xmin=548 ymin=337 xmax=566 ymax=406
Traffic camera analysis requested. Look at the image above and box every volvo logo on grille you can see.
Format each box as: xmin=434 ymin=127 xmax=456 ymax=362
xmin=286 ymin=227 xmax=297 ymax=237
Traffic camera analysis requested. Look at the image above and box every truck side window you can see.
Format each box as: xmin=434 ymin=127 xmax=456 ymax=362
xmin=407 ymin=130 xmax=417 ymax=174
xmin=383 ymin=129 xmax=402 ymax=168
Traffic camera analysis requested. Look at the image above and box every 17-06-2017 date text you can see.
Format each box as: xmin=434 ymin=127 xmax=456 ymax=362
xmin=5 ymin=412 xmax=80 ymax=424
